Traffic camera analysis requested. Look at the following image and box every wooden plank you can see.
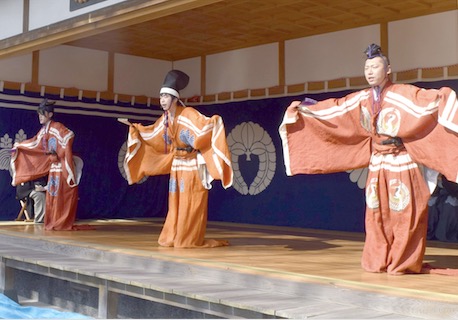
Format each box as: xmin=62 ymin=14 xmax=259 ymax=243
xmin=0 ymin=219 xmax=457 ymax=303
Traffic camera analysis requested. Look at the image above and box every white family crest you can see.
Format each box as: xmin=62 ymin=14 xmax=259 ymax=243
xmin=0 ymin=129 xmax=27 ymax=176
xmin=227 ymin=121 xmax=276 ymax=195
xmin=118 ymin=141 xmax=148 ymax=184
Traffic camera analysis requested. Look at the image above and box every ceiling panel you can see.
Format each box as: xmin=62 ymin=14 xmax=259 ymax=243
xmin=45 ymin=0 xmax=458 ymax=61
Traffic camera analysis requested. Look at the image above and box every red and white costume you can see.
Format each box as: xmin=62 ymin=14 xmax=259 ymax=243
xmin=11 ymin=120 xmax=82 ymax=231
xmin=279 ymin=81 xmax=458 ymax=274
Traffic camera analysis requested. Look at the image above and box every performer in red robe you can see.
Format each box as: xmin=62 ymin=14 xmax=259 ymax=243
xmin=11 ymin=99 xmax=83 ymax=231
xmin=120 ymin=70 xmax=233 ymax=248
xmin=279 ymin=44 xmax=458 ymax=275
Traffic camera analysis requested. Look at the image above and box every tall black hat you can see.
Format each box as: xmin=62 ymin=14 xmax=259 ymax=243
xmin=160 ymin=70 xmax=189 ymax=99
xmin=37 ymin=98 xmax=56 ymax=115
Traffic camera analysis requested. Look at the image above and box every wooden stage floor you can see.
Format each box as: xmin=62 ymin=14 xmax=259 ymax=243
xmin=1 ymin=218 xmax=457 ymax=307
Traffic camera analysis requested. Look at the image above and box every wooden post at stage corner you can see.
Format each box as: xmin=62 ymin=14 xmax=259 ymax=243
xmin=0 ymin=260 xmax=18 ymax=303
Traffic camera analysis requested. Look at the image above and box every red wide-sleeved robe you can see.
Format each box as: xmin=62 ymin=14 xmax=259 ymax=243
xmin=279 ymin=81 xmax=458 ymax=274
xmin=124 ymin=105 xmax=233 ymax=248
xmin=11 ymin=120 xmax=82 ymax=231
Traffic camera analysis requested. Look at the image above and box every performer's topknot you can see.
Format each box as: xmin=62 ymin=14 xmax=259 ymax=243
xmin=364 ymin=43 xmax=390 ymax=68
xmin=364 ymin=43 xmax=383 ymax=59
xmin=37 ymin=98 xmax=56 ymax=115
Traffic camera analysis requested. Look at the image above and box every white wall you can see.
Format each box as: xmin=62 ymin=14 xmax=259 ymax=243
xmin=206 ymin=43 xmax=278 ymax=95
xmin=173 ymin=57 xmax=201 ymax=98
xmin=28 ymin=0 xmax=127 ymax=31
xmin=389 ymin=10 xmax=458 ymax=71
xmin=0 ymin=54 xmax=32 ymax=83
xmin=114 ymin=54 xmax=171 ymax=97
xmin=39 ymin=45 xmax=108 ymax=91
xmin=101 ymin=54 xmax=202 ymax=98
xmin=285 ymin=25 xmax=380 ymax=84
xmin=0 ymin=0 xmax=23 ymax=39
xmin=1 ymin=9 xmax=458 ymax=98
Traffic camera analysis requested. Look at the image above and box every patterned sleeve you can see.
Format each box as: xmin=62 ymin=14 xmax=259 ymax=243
xmin=180 ymin=108 xmax=233 ymax=189
xmin=279 ymin=90 xmax=372 ymax=176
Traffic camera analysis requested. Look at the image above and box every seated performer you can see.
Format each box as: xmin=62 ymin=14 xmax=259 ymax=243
xmin=279 ymin=44 xmax=458 ymax=275
xmin=16 ymin=176 xmax=47 ymax=223
xmin=427 ymin=175 xmax=458 ymax=242
xmin=11 ymin=99 xmax=84 ymax=231
xmin=120 ymin=70 xmax=233 ymax=248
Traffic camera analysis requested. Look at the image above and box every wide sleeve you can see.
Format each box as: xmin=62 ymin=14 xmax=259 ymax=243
xmin=394 ymin=85 xmax=458 ymax=183
xmin=11 ymin=121 xmax=79 ymax=188
xmin=123 ymin=120 xmax=174 ymax=185
xmin=11 ymin=129 xmax=50 ymax=186
xmin=279 ymin=90 xmax=372 ymax=176
xmin=180 ymin=108 xmax=233 ymax=189
xmin=60 ymin=129 xmax=79 ymax=188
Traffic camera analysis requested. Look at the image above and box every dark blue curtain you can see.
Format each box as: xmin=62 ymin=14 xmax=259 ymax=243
xmin=197 ymin=90 xmax=366 ymax=232
xmin=0 ymin=92 xmax=168 ymax=222
xmin=1 ymin=79 xmax=457 ymax=232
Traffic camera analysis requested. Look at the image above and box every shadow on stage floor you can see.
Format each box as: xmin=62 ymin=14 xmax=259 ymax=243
xmin=0 ymin=218 xmax=457 ymax=318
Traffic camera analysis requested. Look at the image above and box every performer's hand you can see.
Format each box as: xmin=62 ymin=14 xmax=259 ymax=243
xmin=286 ymin=101 xmax=301 ymax=118
xmin=118 ymin=118 xmax=131 ymax=126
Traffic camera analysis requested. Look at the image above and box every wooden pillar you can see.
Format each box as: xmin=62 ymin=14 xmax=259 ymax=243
xmin=32 ymin=51 xmax=39 ymax=85
xmin=23 ymin=0 xmax=30 ymax=32
xmin=107 ymin=52 xmax=115 ymax=93
xmin=0 ymin=260 xmax=18 ymax=303
xmin=200 ymin=55 xmax=206 ymax=97
xmin=98 ymin=281 xmax=119 ymax=318
xmin=380 ymin=22 xmax=389 ymax=56
xmin=278 ymin=40 xmax=285 ymax=87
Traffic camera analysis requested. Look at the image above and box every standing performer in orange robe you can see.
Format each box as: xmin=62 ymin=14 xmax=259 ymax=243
xmin=11 ymin=99 xmax=83 ymax=231
xmin=279 ymin=44 xmax=458 ymax=275
xmin=120 ymin=70 xmax=233 ymax=248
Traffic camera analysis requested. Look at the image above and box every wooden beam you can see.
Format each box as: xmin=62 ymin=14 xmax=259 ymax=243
xmin=23 ymin=0 xmax=29 ymax=32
